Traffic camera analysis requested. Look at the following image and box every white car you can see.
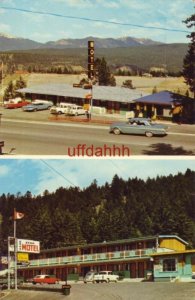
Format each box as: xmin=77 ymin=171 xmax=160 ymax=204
xmin=68 ymin=105 xmax=86 ymax=116
xmin=85 ymin=271 xmax=119 ymax=283
xmin=50 ymin=103 xmax=74 ymax=115
xmin=83 ymin=271 xmax=96 ymax=283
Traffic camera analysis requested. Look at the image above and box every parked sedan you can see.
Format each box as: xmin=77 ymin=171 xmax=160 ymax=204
xmin=23 ymin=102 xmax=52 ymax=112
xmin=109 ymin=118 xmax=168 ymax=137
xmin=4 ymin=100 xmax=30 ymax=109
xmin=32 ymin=274 xmax=60 ymax=285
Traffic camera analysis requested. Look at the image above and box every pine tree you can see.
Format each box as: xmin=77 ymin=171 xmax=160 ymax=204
xmin=152 ymin=86 xmax=158 ymax=94
xmin=3 ymin=81 xmax=15 ymax=100
xmin=95 ymin=57 xmax=116 ymax=86
xmin=183 ymin=14 xmax=195 ymax=98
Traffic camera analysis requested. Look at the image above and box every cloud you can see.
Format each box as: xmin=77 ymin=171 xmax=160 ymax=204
xmin=30 ymin=159 xmax=195 ymax=195
xmin=0 ymin=23 xmax=11 ymax=32
xmin=50 ymin=0 xmax=119 ymax=8
xmin=0 ymin=0 xmax=14 ymax=5
xmin=31 ymin=32 xmax=54 ymax=42
xmin=51 ymin=0 xmax=93 ymax=7
xmin=96 ymin=0 xmax=120 ymax=8
xmin=0 ymin=165 xmax=9 ymax=176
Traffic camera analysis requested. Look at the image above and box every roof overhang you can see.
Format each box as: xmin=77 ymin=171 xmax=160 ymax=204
xmin=151 ymin=249 xmax=195 ymax=257
xmin=17 ymin=84 xmax=148 ymax=104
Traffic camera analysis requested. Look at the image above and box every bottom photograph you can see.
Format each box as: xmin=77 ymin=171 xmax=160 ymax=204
xmin=0 ymin=158 xmax=195 ymax=300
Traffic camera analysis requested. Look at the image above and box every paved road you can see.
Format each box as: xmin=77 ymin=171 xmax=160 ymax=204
xmin=2 ymin=282 xmax=195 ymax=300
xmin=0 ymin=109 xmax=195 ymax=155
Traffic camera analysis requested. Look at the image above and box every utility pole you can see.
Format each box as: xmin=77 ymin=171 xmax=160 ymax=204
xmin=7 ymin=237 xmax=11 ymax=290
xmin=1 ymin=61 xmax=3 ymax=95
xmin=13 ymin=208 xmax=17 ymax=290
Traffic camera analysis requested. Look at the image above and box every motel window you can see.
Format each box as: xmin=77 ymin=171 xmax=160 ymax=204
xmin=146 ymin=241 xmax=155 ymax=249
xmin=162 ymin=258 xmax=176 ymax=272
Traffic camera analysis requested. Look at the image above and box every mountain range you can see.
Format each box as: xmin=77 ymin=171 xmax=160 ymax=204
xmin=0 ymin=33 xmax=163 ymax=51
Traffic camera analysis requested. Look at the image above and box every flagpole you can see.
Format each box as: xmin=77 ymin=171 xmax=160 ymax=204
xmin=14 ymin=208 xmax=17 ymax=290
xmin=7 ymin=237 xmax=10 ymax=290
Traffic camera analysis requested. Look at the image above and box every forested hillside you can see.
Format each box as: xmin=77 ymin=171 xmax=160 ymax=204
xmin=0 ymin=43 xmax=187 ymax=75
xmin=0 ymin=169 xmax=194 ymax=253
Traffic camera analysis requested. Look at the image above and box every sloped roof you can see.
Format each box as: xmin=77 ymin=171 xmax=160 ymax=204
xmin=40 ymin=235 xmax=188 ymax=253
xmin=135 ymin=90 xmax=185 ymax=106
xmin=17 ymin=83 xmax=147 ymax=103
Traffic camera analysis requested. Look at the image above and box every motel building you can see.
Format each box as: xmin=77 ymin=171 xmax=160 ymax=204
xmin=17 ymin=84 xmax=194 ymax=122
xmin=18 ymin=83 xmax=145 ymax=117
xmin=17 ymin=235 xmax=195 ymax=282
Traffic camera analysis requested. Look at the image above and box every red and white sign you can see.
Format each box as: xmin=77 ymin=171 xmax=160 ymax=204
xmin=17 ymin=239 xmax=40 ymax=253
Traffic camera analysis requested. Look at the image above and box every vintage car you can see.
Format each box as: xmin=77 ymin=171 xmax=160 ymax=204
xmin=4 ymin=97 xmax=30 ymax=109
xmin=50 ymin=102 xmax=74 ymax=115
xmin=109 ymin=118 xmax=168 ymax=137
xmin=68 ymin=105 xmax=87 ymax=116
xmin=83 ymin=271 xmax=96 ymax=283
xmin=84 ymin=271 xmax=119 ymax=283
xmin=23 ymin=102 xmax=52 ymax=112
xmin=32 ymin=274 xmax=60 ymax=284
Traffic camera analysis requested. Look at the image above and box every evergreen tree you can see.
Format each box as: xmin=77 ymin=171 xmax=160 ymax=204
xmin=0 ymin=171 xmax=194 ymax=249
xmin=95 ymin=57 xmax=116 ymax=86
xmin=3 ymin=81 xmax=15 ymax=100
xmin=122 ymin=80 xmax=134 ymax=89
xmin=182 ymin=13 xmax=195 ymax=98
xmin=15 ymin=76 xmax=26 ymax=90
xmin=152 ymin=86 xmax=158 ymax=94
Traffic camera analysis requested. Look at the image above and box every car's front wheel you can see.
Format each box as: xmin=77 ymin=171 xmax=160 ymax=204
xmin=145 ymin=131 xmax=153 ymax=137
xmin=113 ymin=128 xmax=121 ymax=135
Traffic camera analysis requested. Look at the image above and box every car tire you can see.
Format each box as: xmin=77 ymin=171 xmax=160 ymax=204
xmin=58 ymin=111 xmax=62 ymax=115
xmin=34 ymin=108 xmax=37 ymax=112
xmin=145 ymin=131 xmax=153 ymax=137
xmin=113 ymin=128 xmax=121 ymax=135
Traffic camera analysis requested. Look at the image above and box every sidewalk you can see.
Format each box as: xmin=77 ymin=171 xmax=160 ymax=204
xmin=48 ymin=112 xmax=175 ymax=126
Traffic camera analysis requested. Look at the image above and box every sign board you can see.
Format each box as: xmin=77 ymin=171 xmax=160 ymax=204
xmin=17 ymin=252 xmax=29 ymax=262
xmin=17 ymin=239 xmax=40 ymax=253
xmin=88 ymin=40 xmax=94 ymax=79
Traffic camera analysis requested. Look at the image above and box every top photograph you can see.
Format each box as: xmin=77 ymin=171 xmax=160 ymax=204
xmin=0 ymin=0 xmax=194 ymax=156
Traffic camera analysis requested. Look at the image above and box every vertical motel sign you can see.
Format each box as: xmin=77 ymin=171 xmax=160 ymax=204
xmin=88 ymin=40 xmax=94 ymax=79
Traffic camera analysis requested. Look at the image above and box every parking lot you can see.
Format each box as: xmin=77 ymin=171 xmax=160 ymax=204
xmin=2 ymin=282 xmax=195 ymax=300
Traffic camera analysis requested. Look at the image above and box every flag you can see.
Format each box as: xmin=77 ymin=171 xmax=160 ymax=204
xmin=14 ymin=209 xmax=24 ymax=220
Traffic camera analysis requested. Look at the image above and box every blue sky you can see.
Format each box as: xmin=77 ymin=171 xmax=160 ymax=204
xmin=0 ymin=158 xmax=194 ymax=196
xmin=0 ymin=0 xmax=194 ymax=43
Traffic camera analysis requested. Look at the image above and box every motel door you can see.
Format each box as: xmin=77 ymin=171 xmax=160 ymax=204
xmin=130 ymin=263 xmax=136 ymax=278
xmin=107 ymin=102 xmax=120 ymax=114
xmin=138 ymin=262 xmax=145 ymax=278
xmin=114 ymin=102 xmax=120 ymax=114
